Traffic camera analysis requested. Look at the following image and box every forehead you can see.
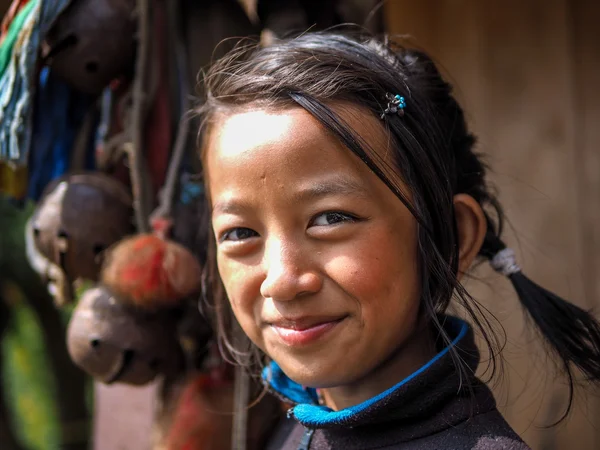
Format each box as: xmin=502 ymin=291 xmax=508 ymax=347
xmin=204 ymin=104 xmax=393 ymax=179
xmin=211 ymin=109 xmax=302 ymax=160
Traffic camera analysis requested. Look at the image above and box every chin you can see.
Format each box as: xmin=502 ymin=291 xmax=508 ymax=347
xmin=276 ymin=356 xmax=355 ymax=389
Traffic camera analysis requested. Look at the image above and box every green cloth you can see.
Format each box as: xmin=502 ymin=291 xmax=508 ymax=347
xmin=0 ymin=1 xmax=39 ymax=78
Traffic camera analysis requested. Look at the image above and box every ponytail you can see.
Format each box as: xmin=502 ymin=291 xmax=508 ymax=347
xmin=482 ymin=232 xmax=600 ymax=418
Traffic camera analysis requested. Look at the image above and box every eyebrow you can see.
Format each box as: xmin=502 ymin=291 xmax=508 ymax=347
xmin=212 ymin=176 xmax=369 ymax=215
xmin=293 ymin=176 xmax=369 ymax=202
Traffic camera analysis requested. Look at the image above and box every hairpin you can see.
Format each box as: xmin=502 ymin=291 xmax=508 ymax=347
xmin=381 ymin=93 xmax=406 ymax=119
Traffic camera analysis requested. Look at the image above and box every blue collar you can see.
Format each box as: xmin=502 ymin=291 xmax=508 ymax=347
xmin=262 ymin=317 xmax=469 ymax=428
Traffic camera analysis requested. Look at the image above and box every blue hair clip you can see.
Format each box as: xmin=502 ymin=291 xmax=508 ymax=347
xmin=381 ymin=93 xmax=406 ymax=119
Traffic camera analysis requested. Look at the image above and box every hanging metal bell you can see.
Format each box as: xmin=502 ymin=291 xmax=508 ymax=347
xmin=67 ymin=286 xmax=183 ymax=385
xmin=31 ymin=172 xmax=133 ymax=285
xmin=43 ymin=0 xmax=137 ymax=95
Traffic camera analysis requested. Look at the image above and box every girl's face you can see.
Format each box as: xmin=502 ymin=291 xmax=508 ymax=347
xmin=206 ymin=106 xmax=424 ymax=392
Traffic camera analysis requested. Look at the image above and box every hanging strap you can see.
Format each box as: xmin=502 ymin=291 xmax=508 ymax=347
xmin=232 ymin=365 xmax=250 ymax=450
xmin=128 ymin=0 xmax=153 ymax=232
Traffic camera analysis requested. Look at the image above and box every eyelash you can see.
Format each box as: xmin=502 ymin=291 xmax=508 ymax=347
xmin=219 ymin=211 xmax=359 ymax=243
xmin=219 ymin=227 xmax=258 ymax=243
xmin=309 ymin=210 xmax=358 ymax=227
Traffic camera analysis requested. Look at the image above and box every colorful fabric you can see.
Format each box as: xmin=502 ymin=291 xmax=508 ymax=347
xmin=0 ymin=1 xmax=33 ymax=40
xmin=0 ymin=1 xmax=36 ymax=77
xmin=0 ymin=0 xmax=73 ymax=167
xmin=27 ymin=67 xmax=95 ymax=201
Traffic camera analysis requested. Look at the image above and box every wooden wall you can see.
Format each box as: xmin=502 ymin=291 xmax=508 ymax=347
xmin=385 ymin=1 xmax=600 ymax=449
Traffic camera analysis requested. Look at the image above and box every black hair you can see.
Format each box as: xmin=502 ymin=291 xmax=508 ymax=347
xmin=196 ymin=29 xmax=600 ymax=419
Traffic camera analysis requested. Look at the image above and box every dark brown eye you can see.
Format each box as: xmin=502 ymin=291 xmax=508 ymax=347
xmin=221 ymin=227 xmax=259 ymax=242
xmin=311 ymin=211 xmax=357 ymax=227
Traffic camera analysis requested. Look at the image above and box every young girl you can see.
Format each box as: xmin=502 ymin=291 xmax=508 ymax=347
xmin=196 ymin=30 xmax=600 ymax=449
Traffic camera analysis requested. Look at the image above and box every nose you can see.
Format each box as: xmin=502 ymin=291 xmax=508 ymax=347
xmin=259 ymin=238 xmax=322 ymax=302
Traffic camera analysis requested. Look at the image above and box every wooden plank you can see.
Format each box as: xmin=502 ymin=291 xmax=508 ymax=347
xmin=567 ymin=1 xmax=600 ymax=448
xmin=385 ymin=0 xmax=483 ymax=109
xmin=569 ymin=0 xmax=600 ymax=348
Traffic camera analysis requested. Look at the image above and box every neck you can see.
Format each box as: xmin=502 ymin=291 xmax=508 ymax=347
xmin=320 ymin=324 xmax=435 ymax=411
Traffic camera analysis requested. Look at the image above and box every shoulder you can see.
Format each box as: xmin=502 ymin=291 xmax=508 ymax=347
xmin=419 ymin=409 xmax=531 ymax=450
xmin=469 ymin=410 xmax=531 ymax=449
xmin=472 ymin=436 xmax=531 ymax=450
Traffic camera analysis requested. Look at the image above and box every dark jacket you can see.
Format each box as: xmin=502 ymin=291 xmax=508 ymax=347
xmin=263 ymin=317 xmax=531 ymax=450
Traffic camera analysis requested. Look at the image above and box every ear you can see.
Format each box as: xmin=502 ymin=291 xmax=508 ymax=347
xmin=453 ymin=194 xmax=487 ymax=280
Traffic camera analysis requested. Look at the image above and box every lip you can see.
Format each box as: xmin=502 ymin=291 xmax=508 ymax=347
xmin=268 ymin=316 xmax=347 ymax=346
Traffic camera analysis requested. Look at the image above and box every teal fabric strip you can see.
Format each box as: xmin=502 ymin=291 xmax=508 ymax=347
xmin=0 ymin=0 xmax=73 ymax=166
xmin=0 ymin=1 xmax=39 ymax=78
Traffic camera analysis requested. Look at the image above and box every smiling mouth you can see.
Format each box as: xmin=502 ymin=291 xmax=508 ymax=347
xmin=269 ymin=317 xmax=347 ymax=346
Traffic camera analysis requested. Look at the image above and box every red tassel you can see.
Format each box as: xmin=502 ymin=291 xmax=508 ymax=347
xmin=165 ymin=373 xmax=235 ymax=450
xmin=165 ymin=366 xmax=285 ymax=450
xmin=101 ymin=234 xmax=202 ymax=309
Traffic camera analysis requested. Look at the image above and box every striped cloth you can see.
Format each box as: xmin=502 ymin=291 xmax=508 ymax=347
xmin=0 ymin=0 xmax=72 ymax=167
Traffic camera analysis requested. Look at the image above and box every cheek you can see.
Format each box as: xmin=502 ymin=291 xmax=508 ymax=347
xmin=217 ymin=257 xmax=264 ymax=333
xmin=325 ymin=223 xmax=421 ymax=319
